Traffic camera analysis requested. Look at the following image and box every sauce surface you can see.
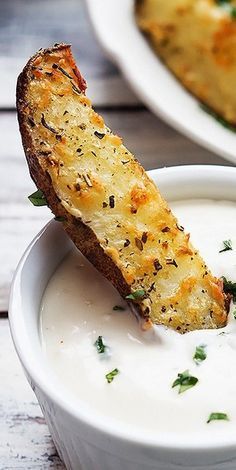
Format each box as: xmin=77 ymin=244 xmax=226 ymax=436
xmin=41 ymin=199 xmax=236 ymax=441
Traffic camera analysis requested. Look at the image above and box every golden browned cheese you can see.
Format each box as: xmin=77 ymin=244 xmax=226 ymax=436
xmin=16 ymin=44 xmax=229 ymax=333
xmin=136 ymin=0 xmax=236 ymax=125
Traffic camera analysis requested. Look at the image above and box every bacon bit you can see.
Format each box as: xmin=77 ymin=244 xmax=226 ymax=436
xmin=135 ymin=237 xmax=143 ymax=251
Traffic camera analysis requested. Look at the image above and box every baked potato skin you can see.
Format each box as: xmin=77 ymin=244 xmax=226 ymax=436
xmin=17 ymin=45 xmax=130 ymax=303
xmin=136 ymin=0 xmax=236 ymax=125
xmin=17 ymin=44 xmax=229 ymax=332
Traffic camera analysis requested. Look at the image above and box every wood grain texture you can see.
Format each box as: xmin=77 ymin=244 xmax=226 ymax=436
xmin=0 ymin=319 xmax=65 ymax=468
xmin=0 ymin=0 xmax=139 ymax=108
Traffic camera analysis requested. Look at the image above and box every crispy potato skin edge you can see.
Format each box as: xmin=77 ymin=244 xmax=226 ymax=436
xmin=16 ymin=43 xmax=141 ymax=318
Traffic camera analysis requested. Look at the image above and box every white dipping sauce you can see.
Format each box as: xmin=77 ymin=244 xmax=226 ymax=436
xmin=41 ymin=200 xmax=236 ymax=441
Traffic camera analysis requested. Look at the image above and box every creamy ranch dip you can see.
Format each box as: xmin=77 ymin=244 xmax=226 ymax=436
xmin=41 ymin=199 xmax=236 ymax=440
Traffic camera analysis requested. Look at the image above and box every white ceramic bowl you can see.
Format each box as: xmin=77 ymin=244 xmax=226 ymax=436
xmin=9 ymin=166 xmax=236 ymax=470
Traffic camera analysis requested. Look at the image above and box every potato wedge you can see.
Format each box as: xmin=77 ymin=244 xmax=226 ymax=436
xmin=136 ymin=0 xmax=236 ymax=126
xmin=16 ymin=44 xmax=229 ymax=332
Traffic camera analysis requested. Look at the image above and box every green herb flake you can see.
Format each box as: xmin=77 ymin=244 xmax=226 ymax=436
xmin=94 ymin=336 xmax=106 ymax=354
xmin=125 ymin=289 xmax=146 ymax=301
xmin=207 ymin=412 xmax=229 ymax=423
xmin=172 ymin=370 xmax=198 ymax=394
xmin=106 ymin=368 xmax=119 ymax=384
xmin=28 ymin=189 xmax=47 ymax=206
xmin=54 ymin=216 xmax=66 ymax=222
xmin=113 ymin=305 xmax=126 ymax=311
xmin=219 ymin=239 xmax=233 ymax=253
xmin=215 ymin=0 xmax=236 ymax=18
xmin=200 ymin=104 xmax=236 ymax=132
xmin=222 ymin=276 xmax=236 ymax=303
xmin=193 ymin=345 xmax=207 ymax=364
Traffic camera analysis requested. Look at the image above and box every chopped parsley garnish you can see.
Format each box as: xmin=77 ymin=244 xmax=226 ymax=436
xmin=125 ymin=289 xmax=146 ymax=301
xmin=193 ymin=345 xmax=207 ymax=364
xmin=216 ymin=0 xmax=236 ymax=18
xmin=28 ymin=189 xmax=47 ymax=206
xmin=200 ymin=104 xmax=236 ymax=132
xmin=106 ymin=368 xmax=119 ymax=383
xmin=113 ymin=305 xmax=126 ymax=311
xmin=172 ymin=370 xmax=198 ymax=394
xmin=54 ymin=216 xmax=66 ymax=222
xmin=207 ymin=412 xmax=229 ymax=423
xmin=94 ymin=336 xmax=106 ymax=354
xmin=219 ymin=239 xmax=233 ymax=253
xmin=222 ymin=276 xmax=236 ymax=303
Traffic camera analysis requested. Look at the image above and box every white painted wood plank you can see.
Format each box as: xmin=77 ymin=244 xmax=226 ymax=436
xmin=0 ymin=112 xmax=231 ymax=312
xmin=0 ymin=319 xmax=65 ymax=468
xmin=0 ymin=0 xmax=139 ymax=108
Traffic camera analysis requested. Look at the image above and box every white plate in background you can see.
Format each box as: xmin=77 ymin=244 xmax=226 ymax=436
xmin=86 ymin=0 xmax=236 ymax=164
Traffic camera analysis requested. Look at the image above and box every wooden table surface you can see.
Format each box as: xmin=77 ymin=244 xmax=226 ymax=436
xmin=0 ymin=0 xmax=233 ymax=468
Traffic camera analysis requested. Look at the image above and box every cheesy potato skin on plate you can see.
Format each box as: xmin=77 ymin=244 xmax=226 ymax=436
xmin=136 ymin=0 xmax=236 ymax=125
